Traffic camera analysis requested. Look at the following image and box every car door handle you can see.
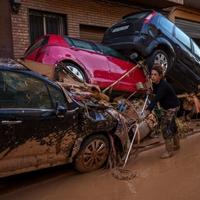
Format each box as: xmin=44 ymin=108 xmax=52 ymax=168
xmin=1 ymin=120 xmax=22 ymax=125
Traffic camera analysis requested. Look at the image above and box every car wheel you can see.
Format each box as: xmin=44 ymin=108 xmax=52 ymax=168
xmin=74 ymin=134 xmax=109 ymax=173
xmin=63 ymin=62 xmax=86 ymax=82
xmin=149 ymin=49 xmax=170 ymax=74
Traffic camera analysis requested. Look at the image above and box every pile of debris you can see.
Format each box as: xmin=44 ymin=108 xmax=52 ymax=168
xmin=17 ymin=60 xmax=158 ymax=161
xmin=16 ymin=59 xmax=197 ymax=169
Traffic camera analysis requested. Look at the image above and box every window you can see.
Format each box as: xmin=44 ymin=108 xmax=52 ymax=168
xmin=0 ymin=72 xmax=4 ymax=94
xmin=65 ymin=37 xmax=96 ymax=52
xmin=48 ymin=84 xmax=67 ymax=109
xmin=0 ymin=71 xmax=51 ymax=109
xmin=29 ymin=9 xmax=67 ymax=44
xmin=112 ymin=25 xmax=130 ymax=33
xmin=159 ymin=17 xmax=174 ymax=34
xmin=175 ymin=27 xmax=191 ymax=49
xmin=192 ymin=40 xmax=200 ymax=58
xmin=79 ymin=24 xmax=107 ymax=43
xmin=95 ymin=44 xmax=128 ymax=61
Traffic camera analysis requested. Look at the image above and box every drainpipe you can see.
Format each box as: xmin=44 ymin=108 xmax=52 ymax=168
xmin=0 ymin=0 xmax=13 ymax=58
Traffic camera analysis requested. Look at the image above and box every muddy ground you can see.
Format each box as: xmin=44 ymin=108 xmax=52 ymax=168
xmin=1 ymin=130 xmax=200 ymax=200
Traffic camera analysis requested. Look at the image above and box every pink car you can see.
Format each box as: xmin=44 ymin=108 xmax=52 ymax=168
xmin=24 ymin=34 xmax=146 ymax=93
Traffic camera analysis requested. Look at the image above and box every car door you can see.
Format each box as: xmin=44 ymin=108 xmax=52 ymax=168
xmin=0 ymin=69 xmax=78 ymax=176
xmin=174 ymin=27 xmax=195 ymax=71
xmin=189 ymin=40 xmax=200 ymax=91
xmin=191 ymin=40 xmax=200 ymax=76
xmin=95 ymin=44 xmax=146 ymax=92
xmin=170 ymin=27 xmax=200 ymax=92
xmin=95 ymin=44 xmax=128 ymax=85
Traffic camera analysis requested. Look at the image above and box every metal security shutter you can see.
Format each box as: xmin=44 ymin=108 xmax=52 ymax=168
xmin=175 ymin=18 xmax=200 ymax=46
xmin=80 ymin=24 xmax=107 ymax=43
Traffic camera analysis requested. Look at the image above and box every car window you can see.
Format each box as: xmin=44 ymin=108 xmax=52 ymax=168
xmin=65 ymin=37 xmax=96 ymax=52
xmin=48 ymin=84 xmax=67 ymax=108
xmin=192 ymin=40 xmax=200 ymax=58
xmin=24 ymin=36 xmax=49 ymax=57
xmin=111 ymin=25 xmax=130 ymax=33
xmin=159 ymin=16 xmax=174 ymax=34
xmin=95 ymin=44 xmax=128 ymax=61
xmin=175 ymin=27 xmax=191 ymax=49
xmin=0 ymin=71 xmax=52 ymax=109
xmin=0 ymin=72 xmax=4 ymax=94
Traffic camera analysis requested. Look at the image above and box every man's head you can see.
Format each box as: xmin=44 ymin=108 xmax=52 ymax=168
xmin=150 ymin=64 xmax=164 ymax=84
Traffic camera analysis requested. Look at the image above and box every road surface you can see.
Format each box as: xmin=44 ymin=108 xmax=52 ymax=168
xmin=1 ymin=133 xmax=200 ymax=200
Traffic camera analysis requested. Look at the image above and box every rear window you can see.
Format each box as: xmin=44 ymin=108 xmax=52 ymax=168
xmin=112 ymin=25 xmax=130 ymax=33
xmin=24 ymin=36 xmax=49 ymax=57
xmin=123 ymin=11 xmax=151 ymax=20
xmin=65 ymin=37 xmax=96 ymax=52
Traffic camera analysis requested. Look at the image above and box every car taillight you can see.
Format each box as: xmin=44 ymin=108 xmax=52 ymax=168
xmin=144 ymin=11 xmax=156 ymax=24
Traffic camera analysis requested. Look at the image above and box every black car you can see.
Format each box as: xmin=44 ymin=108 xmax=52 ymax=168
xmin=103 ymin=10 xmax=200 ymax=94
xmin=0 ymin=60 xmax=127 ymax=177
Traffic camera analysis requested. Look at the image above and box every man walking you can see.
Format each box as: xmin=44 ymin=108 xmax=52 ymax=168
xmin=146 ymin=64 xmax=180 ymax=159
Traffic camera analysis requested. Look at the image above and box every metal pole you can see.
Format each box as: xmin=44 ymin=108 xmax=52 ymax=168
xmin=141 ymin=94 xmax=149 ymax=115
xmin=102 ymin=64 xmax=139 ymax=93
xmin=123 ymin=123 xmax=139 ymax=168
xmin=122 ymin=94 xmax=149 ymax=168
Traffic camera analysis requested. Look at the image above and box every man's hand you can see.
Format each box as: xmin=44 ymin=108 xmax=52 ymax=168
xmin=146 ymin=88 xmax=152 ymax=95
xmin=139 ymin=110 xmax=151 ymax=121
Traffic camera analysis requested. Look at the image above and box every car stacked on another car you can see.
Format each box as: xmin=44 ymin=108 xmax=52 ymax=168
xmin=103 ymin=10 xmax=200 ymax=94
xmin=0 ymin=60 xmax=128 ymax=177
xmin=24 ymin=34 xmax=146 ymax=94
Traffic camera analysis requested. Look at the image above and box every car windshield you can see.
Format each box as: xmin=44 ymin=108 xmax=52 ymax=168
xmin=123 ymin=11 xmax=151 ymax=21
xmin=64 ymin=37 xmax=96 ymax=52
xmin=95 ymin=44 xmax=128 ymax=61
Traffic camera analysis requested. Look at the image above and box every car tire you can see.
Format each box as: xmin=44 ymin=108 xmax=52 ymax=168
xmin=74 ymin=134 xmax=109 ymax=173
xmin=148 ymin=49 xmax=171 ymax=74
xmin=63 ymin=62 xmax=87 ymax=82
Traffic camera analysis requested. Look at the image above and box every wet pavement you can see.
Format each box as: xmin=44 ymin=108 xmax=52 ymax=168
xmin=1 ymin=133 xmax=200 ymax=200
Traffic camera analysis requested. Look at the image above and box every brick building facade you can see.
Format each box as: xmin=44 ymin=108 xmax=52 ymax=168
xmin=1 ymin=0 xmax=200 ymax=59
xmin=10 ymin=0 xmax=139 ymax=58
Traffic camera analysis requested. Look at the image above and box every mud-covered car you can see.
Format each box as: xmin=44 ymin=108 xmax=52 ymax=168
xmin=0 ymin=61 xmax=128 ymax=177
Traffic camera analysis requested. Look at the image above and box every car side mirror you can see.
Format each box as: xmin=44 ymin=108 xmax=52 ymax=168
xmin=129 ymin=52 xmax=138 ymax=61
xmin=56 ymin=103 xmax=67 ymax=118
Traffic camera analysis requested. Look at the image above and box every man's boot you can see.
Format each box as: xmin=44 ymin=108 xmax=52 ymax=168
xmin=173 ymin=135 xmax=180 ymax=151
xmin=160 ymin=138 xmax=173 ymax=159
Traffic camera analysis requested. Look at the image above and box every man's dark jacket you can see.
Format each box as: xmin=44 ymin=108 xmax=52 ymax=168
xmin=147 ymin=79 xmax=180 ymax=111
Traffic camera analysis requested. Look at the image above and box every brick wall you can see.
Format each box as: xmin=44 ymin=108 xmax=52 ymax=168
xmin=11 ymin=0 xmax=138 ymax=58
